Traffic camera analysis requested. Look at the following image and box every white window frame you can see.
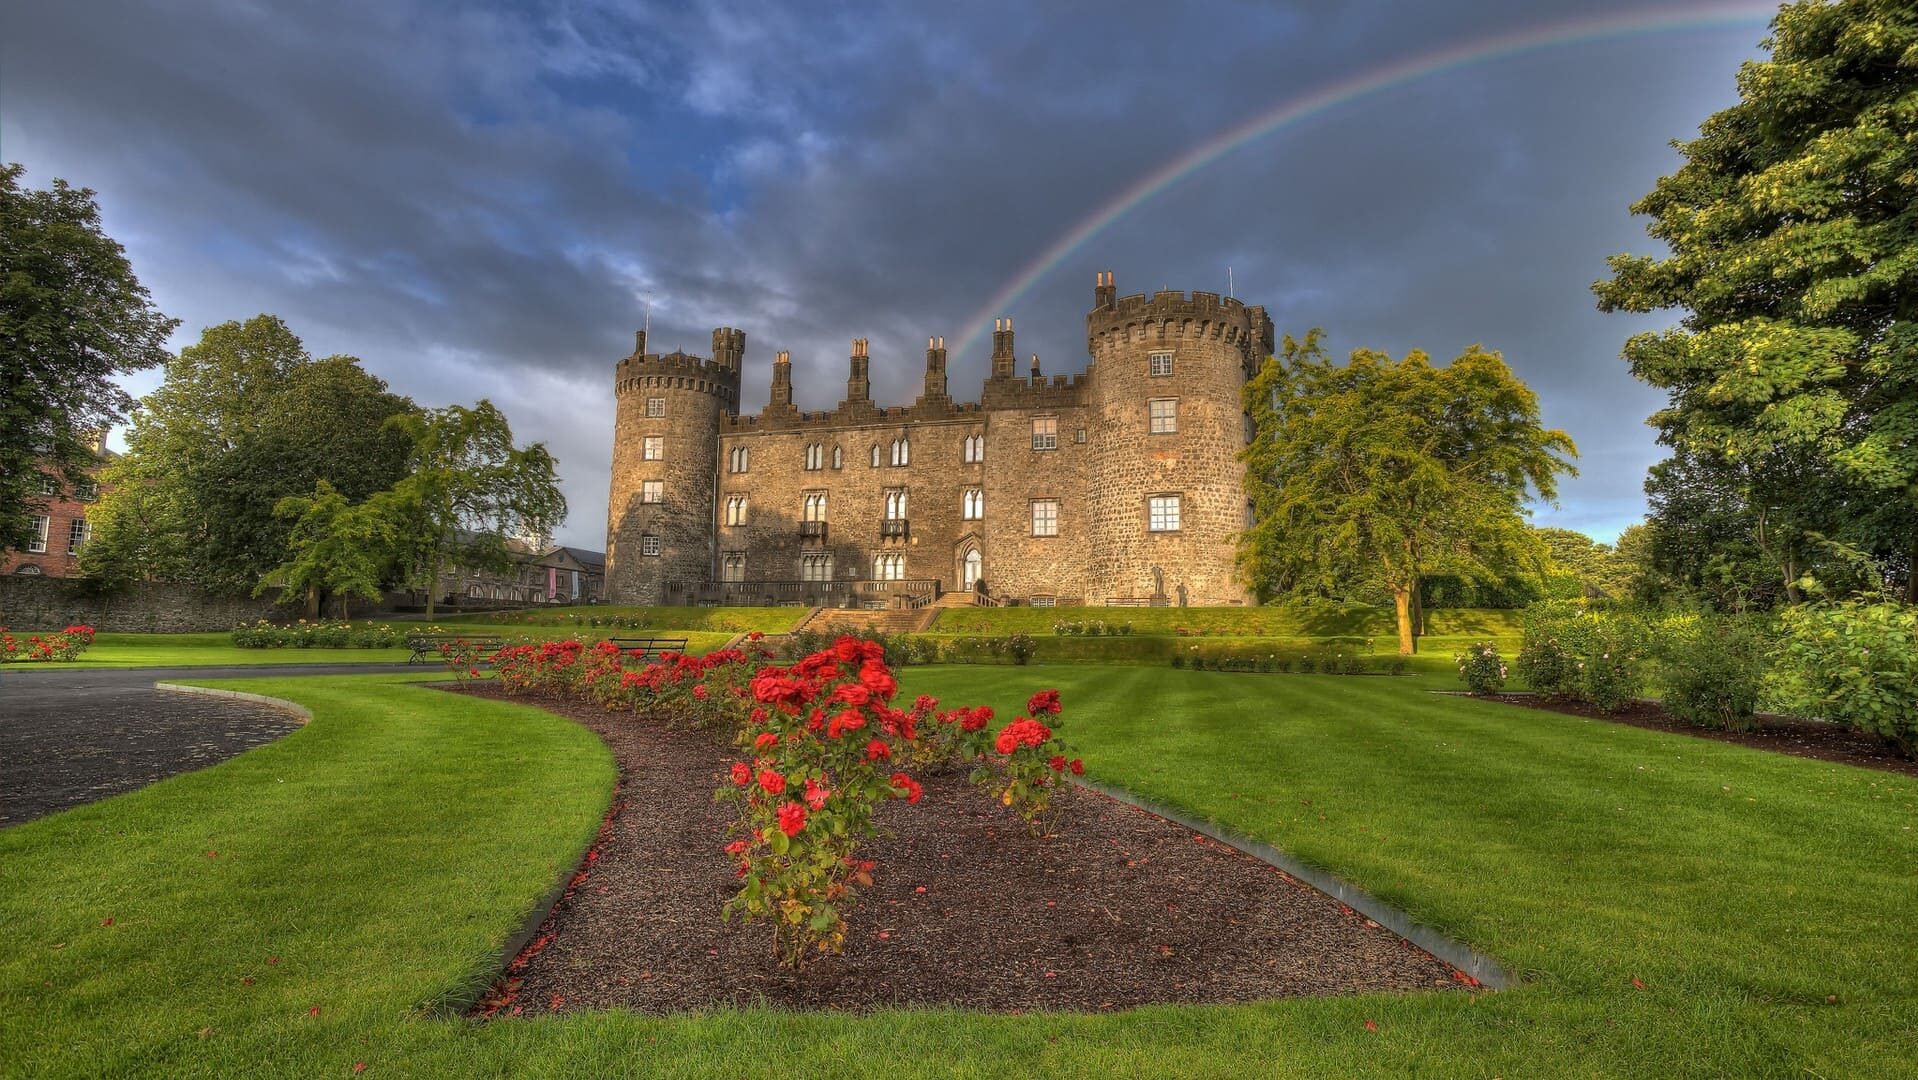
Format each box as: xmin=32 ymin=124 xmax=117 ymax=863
xmin=66 ymin=518 xmax=89 ymax=553
xmin=801 ymin=551 xmax=833 ymax=581
xmin=729 ymin=446 xmax=749 ymax=473
xmin=1031 ymin=416 xmax=1057 ymax=451
xmin=642 ymin=435 xmax=663 ymax=461
xmin=641 ymin=534 xmax=662 ymax=556
xmin=1149 ymin=398 xmax=1178 ymax=434
xmin=722 ymin=552 xmax=746 ymax=582
xmin=1030 ymin=499 xmax=1058 ymax=538
xmin=805 ymin=443 xmax=823 ymax=470
xmin=725 ymin=494 xmax=748 ymax=526
xmin=802 ymin=492 xmax=828 ymax=522
xmin=884 ymin=489 xmax=908 ymax=521
xmin=27 ymin=515 xmax=49 ymax=554
xmin=962 ymin=488 xmax=983 ymax=520
xmin=1148 ymin=494 xmax=1182 ymax=533
xmin=640 ymin=480 xmax=663 ymax=504
xmin=962 ymin=434 xmax=983 ymax=463
xmin=646 ymin=397 xmax=666 ymax=417
xmin=1149 ymin=351 xmax=1174 ymax=377
xmin=891 ymin=436 xmax=910 ymax=467
xmin=873 ymin=552 xmax=904 ymax=581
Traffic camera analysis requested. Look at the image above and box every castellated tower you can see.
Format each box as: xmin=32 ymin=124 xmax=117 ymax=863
xmin=603 ymin=327 xmax=743 ymax=603
xmin=1084 ymin=273 xmax=1274 ymax=605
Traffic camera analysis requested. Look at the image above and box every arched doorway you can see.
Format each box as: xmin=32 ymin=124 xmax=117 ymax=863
xmin=961 ymin=547 xmax=982 ymax=591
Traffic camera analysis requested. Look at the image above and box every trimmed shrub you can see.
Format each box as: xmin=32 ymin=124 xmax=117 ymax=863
xmin=1515 ymin=603 xmax=1649 ymax=712
xmin=230 ymin=620 xmax=408 ymax=649
xmin=1454 ymin=642 xmax=1507 ymax=694
xmin=1653 ymin=614 xmax=1770 ymax=730
xmin=1768 ymin=601 xmax=1918 ymax=757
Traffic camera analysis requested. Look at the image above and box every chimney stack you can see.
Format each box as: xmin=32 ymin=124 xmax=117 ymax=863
xmin=769 ymin=349 xmax=793 ymax=408
xmin=922 ymin=335 xmax=948 ymax=401
xmin=991 ymin=317 xmax=1015 ymax=380
xmin=633 ymin=329 xmax=648 ymax=357
xmin=846 ymin=338 xmax=871 ymax=402
xmin=1095 ymin=270 xmax=1117 ymax=309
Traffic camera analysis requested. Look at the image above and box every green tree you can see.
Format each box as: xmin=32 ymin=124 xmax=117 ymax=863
xmin=381 ymin=402 xmax=565 ymax=617
xmin=1240 ymin=331 xmax=1577 ymax=654
xmin=265 ymin=481 xmax=398 ymax=619
xmin=1594 ymin=0 xmax=1918 ymax=601
xmin=0 ymin=163 xmax=176 ymax=550
xmin=85 ymin=316 xmax=415 ymax=590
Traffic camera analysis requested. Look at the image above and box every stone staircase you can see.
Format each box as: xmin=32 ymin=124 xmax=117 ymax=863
xmin=798 ymin=606 xmax=940 ymax=635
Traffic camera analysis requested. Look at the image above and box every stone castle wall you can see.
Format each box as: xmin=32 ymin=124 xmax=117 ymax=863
xmin=603 ymin=275 xmax=1272 ymax=607
xmin=0 ymin=577 xmax=290 ymax=633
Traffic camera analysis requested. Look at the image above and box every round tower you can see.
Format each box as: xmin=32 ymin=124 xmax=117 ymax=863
xmin=603 ymin=328 xmax=743 ymax=604
xmin=1084 ymin=273 xmax=1273 ymax=605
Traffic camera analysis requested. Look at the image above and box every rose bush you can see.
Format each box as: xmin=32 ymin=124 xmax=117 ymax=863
xmin=1454 ymin=642 xmax=1507 ymax=694
xmin=0 ymin=625 xmax=96 ymax=662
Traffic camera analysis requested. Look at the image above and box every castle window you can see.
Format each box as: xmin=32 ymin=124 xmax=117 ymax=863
xmin=1149 ymin=352 xmax=1174 ymax=377
xmin=800 ymin=552 xmax=834 ymax=581
xmin=1075 ymin=428 xmax=1087 ymax=444
xmin=725 ymin=495 xmax=748 ymax=527
xmin=1030 ymin=417 xmax=1057 ymax=451
xmin=890 ymin=436 xmax=910 ymax=467
xmin=640 ymin=480 xmax=663 ymax=504
xmin=883 ymin=489 xmax=908 ymax=521
xmin=805 ymin=443 xmax=823 ymax=470
xmin=641 ymin=534 xmax=661 ymax=556
xmin=962 ymin=434 xmax=983 ymax=463
xmin=722 ymin=552 xmax=746 ymax=582
xmin=1029 ymin=499 xmax=1058 ymax=537
xmin=962 ymin=488 xmax=983 ymax=520
xmin=873 ymin=553 xmax=905 ymax=581
xmin=1149 ymin=398 xmax=1178 ymax=434
xmin=67 ymin=518 xmax=89 ymax=554
xmin=729 ymin=446 xmax=749 ymax=473
xmin=646 ymin=397 xmax=666 ymax=417
xmin=1148 ymin=494 xmax=1182 ymax=532
xmin=642 ymin=435 xmax=663 ymax=461
xmin=832 ymin=445 xmax=844 ymax=469
xmin=870 ymin=445 xmax=881 ymax=468
xmin=26 ymin=515 xmax=49 ymax=553
xmin=802 ymin=492 xmax=828 ymax=522
xmin=76 ymin=480 xmax=98 ymax=501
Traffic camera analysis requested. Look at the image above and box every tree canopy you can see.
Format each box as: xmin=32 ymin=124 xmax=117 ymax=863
xmin=0 ymin=163 xmax=176 ymax=550
xmin=1240 ymin=331 xmax=1577 ymax=653
xmin=1594 ymin=0 xmax=1918 ymax=601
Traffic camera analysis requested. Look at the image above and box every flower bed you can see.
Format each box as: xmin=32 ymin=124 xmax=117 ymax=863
xmin=230 ymin=620 xmax=411 ymax=649
xmin=0 ymin=625 xmax=96 ymax=662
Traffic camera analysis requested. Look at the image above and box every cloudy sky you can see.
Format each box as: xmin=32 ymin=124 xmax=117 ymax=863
xmin=8 ymin=0 xmax=1773 ymax=550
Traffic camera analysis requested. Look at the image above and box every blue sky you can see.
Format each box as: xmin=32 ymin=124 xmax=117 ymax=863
xmin=5 ymin=0 xmax=1772 ymax=549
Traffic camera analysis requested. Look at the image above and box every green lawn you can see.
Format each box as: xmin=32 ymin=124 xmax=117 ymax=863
xmin=926 ymin=603 xmax=1523 ymax=640
xmin=2 ymin=667 xmax=1911 ymax=1076
xmin=14 ymin=628 xmax=741 ymax=669
xmin=439 ymin=605 xmax=805 ymax=634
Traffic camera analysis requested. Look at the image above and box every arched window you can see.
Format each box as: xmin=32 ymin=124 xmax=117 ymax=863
xmin=870 ymin=444 xmax=881 ymax=468
xmin=962 ymin=434 xmax=983 ymax=463
xmin=872 ymin=553 xmax=904 ymax=581
xmin=884 ymin=489 xmax=908 ymax=520
xmin=805 ymin=443 xmax=823 ymax=470
xmin=831 ymin=445 xmax=844 ymax=469
xmin=729 ymin=446 xmax=749 ymax=473
xmin=962 ymin=488 xmax=983 ymax=520
xmin=890 ymin=436 xmax=910 ymax=466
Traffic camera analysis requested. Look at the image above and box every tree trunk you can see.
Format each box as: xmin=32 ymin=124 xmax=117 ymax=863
xmin=1908 ymin=521 xmax=1917 ymax=604
xmin=424 ymin=556 xmax=441 ymax=619
xmin=305 ymin=584 xmax=319 ymax=621
xmin=1392 ymin=587 xmax=1415 ymax=656
xmin=339 ymin=594 xmax=350 ymax=620
xmin=1409 ymin=585 xmax=1425 ymax=647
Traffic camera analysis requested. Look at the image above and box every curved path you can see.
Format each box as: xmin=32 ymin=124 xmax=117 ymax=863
xmin=0 ymin=663 xmax=418 ymax=826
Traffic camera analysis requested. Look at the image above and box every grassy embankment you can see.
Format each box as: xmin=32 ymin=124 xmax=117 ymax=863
xmin=2 ymin=666 xmax=1911 ymax=1076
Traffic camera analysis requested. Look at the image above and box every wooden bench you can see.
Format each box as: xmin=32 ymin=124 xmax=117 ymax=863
xmin=406 ymin=634 xmax=503 ymax=665
xmin=608 ymin=636 xmax=690 ymax=661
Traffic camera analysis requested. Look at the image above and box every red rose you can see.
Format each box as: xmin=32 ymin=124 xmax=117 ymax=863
xmin=1048 ymin=755 xmax=1066 ymax=772
xmin=748 ymin=630 xmax=764 ymax=640
xmin=777 ymin=802 xmax=808 ymax=837
xmin=831 ymin=682 xmax=872 ymax=706
xmin=889 ymin=772 xmax=923 ymax=804
xmin=827 ymin=708 xmax=867 ymax=739
xmin=725 ymin=839 xmax=749 ymax=855
xmin=865 ymin=738 xmax=891 ymax=762
xmin=693 ymin=684 xmax=710 ymax=700
xmin=858 ymin=661 xmax=898 ymax=701
xmin=1069 ymin=758 xmax=1085 ymax=775
xmin=730 ymin=762 xmax=751 ymax=786
xmin=754 ymin=732 xmax=779 ymax=752
xmin=757 ymin=769 xmax=786 ymax=795
xmin=1027 ymin=689 xmax=1062 ymax=716
xmin=803 ymin=778 xmax=831 ymax=810
xmin=832 ymin=637 xmax=864 ymax=663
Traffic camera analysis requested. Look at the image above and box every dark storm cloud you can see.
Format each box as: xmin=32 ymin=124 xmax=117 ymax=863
xmin=5 ymin=0 xmax=1765 ymax=546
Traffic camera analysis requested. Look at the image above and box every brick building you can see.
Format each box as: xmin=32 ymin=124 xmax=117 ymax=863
xmin=4 ymin=462 xmax=105 ymax=579
xmin=604 ymin=272 xmax=1272 ymax=608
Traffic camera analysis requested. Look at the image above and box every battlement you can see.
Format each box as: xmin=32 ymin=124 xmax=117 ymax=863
xmin=1085 ymin=272 xmax=1274 ymax=364
xmin=613 ymin=348 xmax=742 ymax=403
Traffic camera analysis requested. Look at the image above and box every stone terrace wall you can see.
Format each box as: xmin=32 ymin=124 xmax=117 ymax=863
xmin=0 ymin=577 xmax=291 ymax=633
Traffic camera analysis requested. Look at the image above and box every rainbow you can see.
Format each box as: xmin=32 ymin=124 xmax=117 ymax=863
xmin=952 ymin=1 xmax=1774 ymax=360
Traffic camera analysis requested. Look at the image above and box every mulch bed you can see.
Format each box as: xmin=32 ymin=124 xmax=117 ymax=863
xmin=449 ymin=684 xmax=1466 ymax=1015
xmin=1460 ymin=693 xmax=1917 ymax=777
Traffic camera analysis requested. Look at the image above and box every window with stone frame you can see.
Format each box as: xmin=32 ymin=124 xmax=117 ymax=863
xmin=802 ymin=491 xmax=828 ymax=522
xmin=800 ymin=551 xmax=833 ymax=581
xmin=832 ymin=445 xmax=844 ymax=469
xmin=640 ymin=534 xmax=661 ymax=556
xmin=728 ymin=446 xmax=749 ymax=473
xmin=640 ymin=480 xmax=663 ymax=503
xmin=642 ymin=435 xmax=663 ymax=461
xmin=870 ymin=444 xmax=881 ymax=468
xmin=27 ymin=515 xmax=49 ymax=553
xmin=962 ymin=434 xmax=984 ymax=463
xmin=725 ymin=494 xmax=748 ymax=526
xmin=646 ymin=397 xmax=666 ymax=417
xmin=961 ymin=487 xmax=983 ymax=520
xmin=1030 ymin=416 xmax=1057 ymax=450
xmin=890 ymin=436 xmax=910 ymax=466
xmin=1149 ymin=397 xmax=1178 ymax=434
xmin=805 ymin=443 xmax=823 ymax=470
xmin=1148 ymin=494 xmax=1182 ymax=532
xmin=722 ymin=552 xmax=746 ymax=582
xmin=1149 ymin=351 xmax=1174 ymax=377
xmin=1029 ymin=499 xmax=1058 ymax=537
xmin=872 ymin=552 xmax=905 ymax=580
xmin=883 ymin=488 xmax=908 ymax=521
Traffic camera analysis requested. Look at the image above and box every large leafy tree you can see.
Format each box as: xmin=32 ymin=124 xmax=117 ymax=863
xmin=381 ymin=401 xmax=565 ymax=617
xmin=86 ymin=316 xmax=416 ymax=590
xmin=0 ymin=163 xmax=176 ymax=550
xmin=1241 ymin=331 xmax=1577 ymax=654
xmin=1594 ymin=0 xmax=1918 ymax=601
xmin=265 ymin=481 xmax=399 ymax=619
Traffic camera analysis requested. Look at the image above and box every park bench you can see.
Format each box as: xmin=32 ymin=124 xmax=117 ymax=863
xmin=608 ymin=637 xmax=691 ymax=662
xmin=406 ymin=634 xmax=503 ymax=665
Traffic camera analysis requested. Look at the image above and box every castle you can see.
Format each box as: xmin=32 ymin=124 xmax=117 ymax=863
xmin=603 ymin=272 xmax=1273 ymax=608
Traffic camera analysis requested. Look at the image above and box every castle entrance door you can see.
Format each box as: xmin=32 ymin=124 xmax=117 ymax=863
xmin=961 ymin=548 xmax=982 ymax=592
